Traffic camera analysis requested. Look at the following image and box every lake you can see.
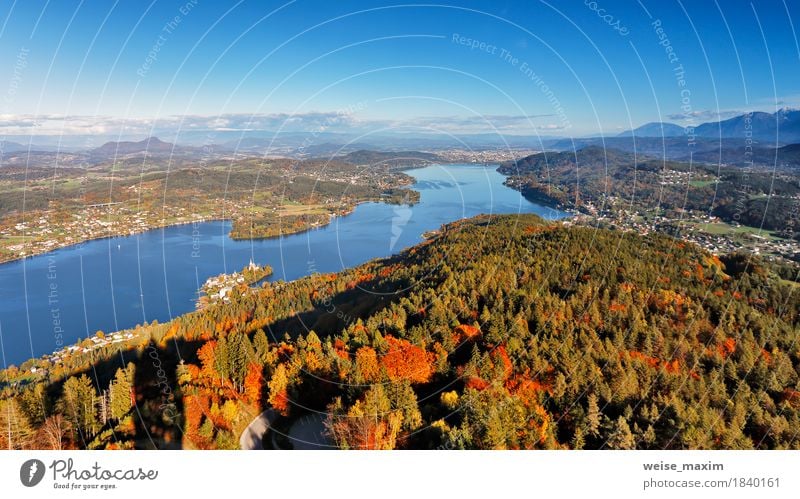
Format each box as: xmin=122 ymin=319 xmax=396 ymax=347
xmin=0 ymin=164 xmax=566 ymax=366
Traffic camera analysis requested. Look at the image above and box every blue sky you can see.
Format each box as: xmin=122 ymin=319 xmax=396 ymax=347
xmin=0 ymin=0 xmax=797 ymax=137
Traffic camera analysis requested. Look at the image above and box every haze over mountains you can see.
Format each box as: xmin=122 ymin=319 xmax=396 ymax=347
xmin=618 ymin=122 xmax=686 ymax=137
xmin=1 ymin=109 xmax=799 ymax=169
xmin=618 ymin=108 xmax=800 ymax=142
xmin=90 ymin=136 xmax=177 ymax=156
xmin=559 ymin=109 xmax=800 ymax=168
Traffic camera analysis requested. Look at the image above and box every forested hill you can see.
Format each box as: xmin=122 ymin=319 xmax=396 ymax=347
xmin=1 ymin=214 xmax=799 ymax=450
xmin=499 ymin=147 xmax=800 ymax=233
xmin=498 ymin=146 xmax=702 ymax=210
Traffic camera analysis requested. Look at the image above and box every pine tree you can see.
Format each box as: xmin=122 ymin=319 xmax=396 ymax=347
xmin=60 ymin=374 xmax=97 ymax=442
xmin=109 ymin=367 xmax=133 ymax=421
xmin=571 ymin=426 xmax=586 ymax=449
xmin=607 ymin=416 xmax=636 ymax=450
xmin=227 ymin=330 xmax=254 ymax=391
xmin=98 ymin=389 xmax=110 ymax=424
xmin=585 ymin=393 xmax=601 ymax=437
xmin=0 ymin=398 xmax=34 ymax=449
xmin=386 ymin=380 xmax=422 ymax=431
xmin=252 ymin=329 xmax=269 ymax=363
xmin=214 ymin=336 xmax=230 ymax=384
xmin=19 ymin=383 xmax=49 ymax=426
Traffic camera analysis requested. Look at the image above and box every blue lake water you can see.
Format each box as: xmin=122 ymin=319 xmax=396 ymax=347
xmin=0 ymin=164 xmax=566 ymax=366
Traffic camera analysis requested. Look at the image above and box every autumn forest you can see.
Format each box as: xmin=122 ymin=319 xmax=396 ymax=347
xmin=1 ymin=213 xmax=798 ymax=450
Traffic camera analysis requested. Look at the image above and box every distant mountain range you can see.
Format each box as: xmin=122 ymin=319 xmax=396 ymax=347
xmin=90 ymin=137 xmax=177 ymax=156
xmin=696 ymin=109 xmax=800 ymax=141
xmin=1 ymin=109 xmax=799 ymax=170
xmin=545 ymin=136 xmax=800 ymax=169
xmin=618 ymin=108 xmax=800 ymax=143
xmin=0 ymin=140 xmax=82 ymax=153
xmin=618 ymin=122 xmax=686 ymax=138
xmin=0 ymin=140 xmax=31 ymax=153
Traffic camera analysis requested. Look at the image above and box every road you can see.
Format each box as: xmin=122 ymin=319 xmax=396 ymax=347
xmin=287 ymin=413 xmax=332 ymax=450
xmin=239 ymin=409 xmax=276 ymax=450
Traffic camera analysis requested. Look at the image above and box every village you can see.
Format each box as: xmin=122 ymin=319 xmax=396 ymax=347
xmin=563 ymin=197 xmax=800 ymax=264
xmin=435 ymin=148 xmax=541 ymax=164
xmin=44 ymin=330 xmax=138 ymax=367
xmin=197 ymin=260 xmax=272 ymax=308
xmin=0 ymin=200 xmax=245 ymax=263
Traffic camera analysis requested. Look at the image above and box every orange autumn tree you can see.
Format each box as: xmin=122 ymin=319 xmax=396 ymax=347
xmin=326 ymin=385 xmax=403 ymax=450
xmin=244 ymin=363 xmax=264 ymax=406
xmin=380 ymin=336 xmax=433 ymax=384
xmin=267 ymin=364 xmax=290 ymax=416
xmin=197 ymin=341 xmax=219 ymax=381
xmin=183 ymin=393 xmax=210 ymax=447
xmin=453 ymin=323 xmax=481 ymax=342
xmin=491 ymin=345 xmax=513 ymax=381
xmin=354 ymin=346 xmax=381 ymax=383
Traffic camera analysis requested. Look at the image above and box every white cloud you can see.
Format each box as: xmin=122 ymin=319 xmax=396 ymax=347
xmin=666 ymin=109 xmax=741 ymax=121
xmin=0 ymin=111 xmax=565 ymax=137
xmin=378 ymin=114 xmax=561 ymax=133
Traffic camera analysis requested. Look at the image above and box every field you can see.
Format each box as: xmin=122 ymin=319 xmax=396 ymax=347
xmin=689 ymin=179 xmax=716 ymax=188
xmin=277 ymin=203 xmax=331 ymax=216
xmin=693 ymin=221 xmax=782 ymax=240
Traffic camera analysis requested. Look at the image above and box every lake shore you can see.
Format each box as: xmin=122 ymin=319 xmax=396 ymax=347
xmin=0 ymin=164 xmax=567 ymax=367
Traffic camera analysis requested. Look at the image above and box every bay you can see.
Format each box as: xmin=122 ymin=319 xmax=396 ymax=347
xmin=0 ymin=164 xmax=566 ymax=366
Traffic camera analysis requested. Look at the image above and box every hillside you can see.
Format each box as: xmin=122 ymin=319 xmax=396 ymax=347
xmin=90 ymin=136 xmax=178 ymax=156
xmin=618 ymin=122 xmax=685 ymax=137
xmin=499 ymin=145 xmax=706 ymax=211
xmin=499 ymin=146 xmax=800 ymax=232
xmin=1 ymin=214 xmax=798 ymax=450
xmin=546 ymin=136 xmax=800 ymax=169
xmin=776 ymin=143 xmax=800 ymax=167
